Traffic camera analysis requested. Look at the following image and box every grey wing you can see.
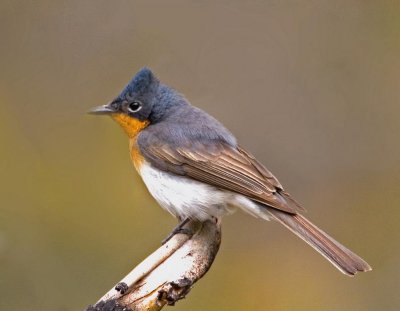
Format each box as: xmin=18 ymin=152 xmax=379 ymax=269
xmin=137 ymin=127 xmax=304 ymax=214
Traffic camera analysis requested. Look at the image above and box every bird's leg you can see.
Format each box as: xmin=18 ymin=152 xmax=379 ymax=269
xmin=162 ymin=217 xmax=193 ymax=245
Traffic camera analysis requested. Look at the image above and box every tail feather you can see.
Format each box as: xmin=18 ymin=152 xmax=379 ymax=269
xmin=265 ymin=207 xmax=371 ymax=275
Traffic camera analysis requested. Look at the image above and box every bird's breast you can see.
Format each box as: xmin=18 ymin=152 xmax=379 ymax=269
xmin=129 ymin=138 xmax=145 ymax=171
xmin=137 ymin=161 xmax=236 ymax=220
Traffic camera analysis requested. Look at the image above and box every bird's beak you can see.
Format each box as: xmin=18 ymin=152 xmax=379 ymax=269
xmin=88 ymin=104 xmax=116 ymax=115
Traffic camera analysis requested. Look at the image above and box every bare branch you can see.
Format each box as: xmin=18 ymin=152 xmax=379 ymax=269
xmin=86 ymin=219 xmax=221 ymax=311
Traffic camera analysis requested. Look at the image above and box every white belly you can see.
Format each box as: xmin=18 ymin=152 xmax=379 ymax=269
xmin=138 ymin=162 xmax=270 ymax=221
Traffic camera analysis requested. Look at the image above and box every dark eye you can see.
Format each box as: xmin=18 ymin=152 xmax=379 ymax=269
xmin=127 ymin=101 xmax=142 ymax=113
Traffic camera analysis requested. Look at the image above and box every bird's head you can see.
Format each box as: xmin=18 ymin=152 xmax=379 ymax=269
xmin=90 ymin=67 xmax=182 ymax=138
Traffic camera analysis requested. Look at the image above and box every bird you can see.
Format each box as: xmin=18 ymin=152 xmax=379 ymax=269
xmin=90 ymin=67 xmax=371 ymax=276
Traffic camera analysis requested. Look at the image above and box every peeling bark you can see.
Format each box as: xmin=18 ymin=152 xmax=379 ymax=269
xmin=86 ymin=219 xmax=221 ymax=311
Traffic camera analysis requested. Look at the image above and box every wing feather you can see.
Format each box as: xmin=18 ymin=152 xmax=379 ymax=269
xmin=141 ymin=137 xmax=304 ymax=214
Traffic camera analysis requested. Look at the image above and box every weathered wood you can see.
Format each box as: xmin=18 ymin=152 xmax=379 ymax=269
xmin=86 ymin=219 xmax=221 ymax=311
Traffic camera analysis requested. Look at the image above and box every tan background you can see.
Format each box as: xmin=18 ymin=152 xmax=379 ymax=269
xmin=1 ymin=1 xmax=399 ymax=310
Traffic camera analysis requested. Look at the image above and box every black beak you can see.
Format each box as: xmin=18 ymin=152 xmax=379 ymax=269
xmin=88 ymin=104 xmax=116 ymax=115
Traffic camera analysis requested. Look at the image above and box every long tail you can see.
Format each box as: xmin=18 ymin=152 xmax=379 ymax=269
xmin=265 ymin=207 xmax=371 ymax=275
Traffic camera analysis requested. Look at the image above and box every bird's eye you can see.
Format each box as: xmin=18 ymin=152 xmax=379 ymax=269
xmin=127 ymin=101 xmax=142 ymax=113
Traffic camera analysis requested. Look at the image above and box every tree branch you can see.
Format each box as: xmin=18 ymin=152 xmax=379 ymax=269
xmin=86 ymin=219 xmax=221 ymax=311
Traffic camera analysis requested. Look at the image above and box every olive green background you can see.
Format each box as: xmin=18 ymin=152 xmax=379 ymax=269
xmin=1 ymin=1 xmax=399 ymax=310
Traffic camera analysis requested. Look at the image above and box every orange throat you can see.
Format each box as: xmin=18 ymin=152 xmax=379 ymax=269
xmin=111 ymin=113 xmax=149 ymax=170
xmin=111 ymin=113 xmax=149 ymax=138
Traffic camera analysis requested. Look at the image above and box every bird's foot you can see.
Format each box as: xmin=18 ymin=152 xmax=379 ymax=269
xmin=162 ymin=218 xmax=193 ymax=245
xmin=161 ymin=227 xmax=193 ymax=245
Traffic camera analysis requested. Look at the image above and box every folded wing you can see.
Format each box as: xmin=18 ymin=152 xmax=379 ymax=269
xmin=140 ymin=137 xmax=304 ymax=214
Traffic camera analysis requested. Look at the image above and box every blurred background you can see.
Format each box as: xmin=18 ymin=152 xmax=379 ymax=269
xmin=1 ymin=1 xmax=399 ymax=310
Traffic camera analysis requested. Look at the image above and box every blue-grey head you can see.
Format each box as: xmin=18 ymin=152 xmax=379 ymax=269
xmin=90 ymin=67 xmax=186 ymax=137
